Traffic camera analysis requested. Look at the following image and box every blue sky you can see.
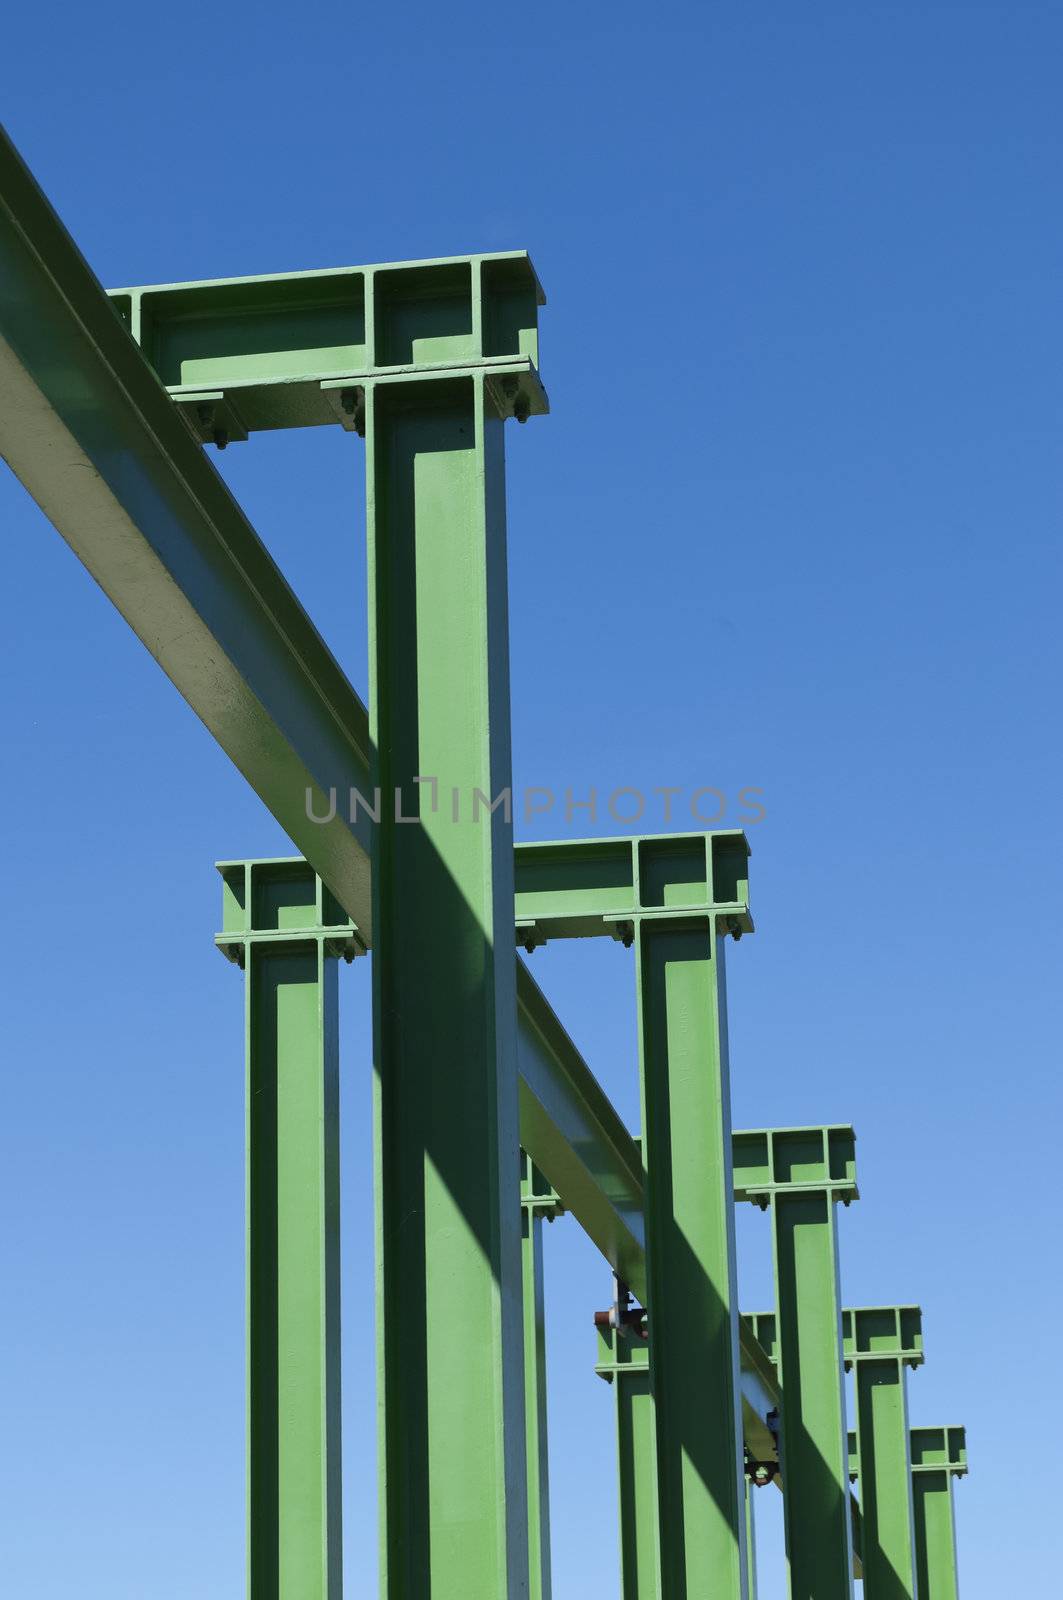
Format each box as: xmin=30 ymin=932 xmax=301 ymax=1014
xmin=1 ymin=4 xmax=1060 ymax=1596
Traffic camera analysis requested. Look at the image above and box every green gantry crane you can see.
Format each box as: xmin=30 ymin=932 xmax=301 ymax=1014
xmin=0 ymin=120 xmax=966 ymax=1600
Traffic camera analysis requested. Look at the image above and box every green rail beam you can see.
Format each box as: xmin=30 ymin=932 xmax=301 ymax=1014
xmin=215 ymin=858 xmax=360 ymax=1600
xmin=843 ymin=1307 xmax=924 ymax=1600
xmin=521 ymin=1156 xmax=563 ymax=1600
xmin=735 ymin=1126 xmax=858 ymax=1600
xmin=0 ymin=124 xmax=380 ymax=936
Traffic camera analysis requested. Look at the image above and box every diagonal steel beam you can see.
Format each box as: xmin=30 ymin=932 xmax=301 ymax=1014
xmin=0 ymin=122 xmax=377 ymax=939
xmin=0 ymin=122 xmax=780 ymax=1449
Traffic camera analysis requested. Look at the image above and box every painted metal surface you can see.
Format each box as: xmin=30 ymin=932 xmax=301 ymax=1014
xmin=636 ymin=917 xmax=748 ymax=1598
xmin=595 ymin=1321 xmax=659 ymax=1600
xmin=910 ymin=1428 xmax=965 ymax=1600
xmin=107 ymin=252 xmax=546 ymax=436
xmin=519 ymin=829 xmax=754 ymax=1596
xmin=514 ymin=830 xmax=752 ymax=949
xmin=843 ymin=1307 xmax=924 ymax=1600
xmin=848 ymin=1427 xmax=965 ymax=1600
xmin=735 ymin=1127 xmax=858 ymax=1600
xmin=745 ymin=1475 xmax=759 ymax=1600
xmin=0 ymin=126 xmax=379 ymax=930
xmin=365 ymin=363 xmax=534 ymax=1597
xmin=0 ymin=120 xmax=972 ymax=1600
xmin=215 ymin=859 xmax=360 ymax=1600
xmin=521 ymin=1156 xmax=563 ymax=1600
xmin=0 ymin=126 xmax=659 ymax=1315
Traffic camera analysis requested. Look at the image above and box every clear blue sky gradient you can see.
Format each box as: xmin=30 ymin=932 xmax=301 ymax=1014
xmin=1 ymin=5 xmax=1060 ymax=1596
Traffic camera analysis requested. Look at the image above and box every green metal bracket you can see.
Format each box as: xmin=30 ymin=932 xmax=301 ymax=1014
xmin=216 ymin=856 xmax=365 ymax=966
xmin=911 ymin=1427 xmax=967 ymax=1479
xmin=215 ymin=857 xmax=360 ymax=1600
xmin=847 ymin=1425 xmax=966 ymax=1482
xmin=850 ymin=1427 xmax=966 ymax=1600
xmin=843 ymin=1307 xmax=924 ymax=1600
xmin=735 ymin=1127 xmax=858 ymax=1600
xmin=108 ymin=252 xmax=547 ymax=439
xmin=733 ymin=1124 xmax=858 ymax=1208
xmin=514 ymin=829 xmax=752 ymax=950
xmin=843 ymin=1305 xmax=924 ymax=1371
xmin=521 ymin=1153 xmax=562 ymax=1600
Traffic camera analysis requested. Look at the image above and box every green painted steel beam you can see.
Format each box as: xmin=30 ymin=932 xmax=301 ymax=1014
xmin=910 ymin=1428 xmax=965 ymax=1600
xmin=734 ymin=1126 xmax=858 ymax=1600
xmin=527 ymin=831 xmax=755 ymax=1597
xmin=0 ymin=124 xmax=380 ymax=936
xmin=107 ymin=252 xmax=547 ymax=439
xmin=595 ymin=1318 xmax=660 ymax=1600
xmin=514 ymin=830 xmax=753 ymax=949
xmin=215 ymin=858 xmax=360 ymax=1600
xmin=0 ymin=125 xmax=651 ymax=1318
xmin=364 ymin=355 xmax=538 ymax=1594
xmin=0 ymin=120 xmax=782 ymax=1526
xmin=849 ymin=1428 xmax=965 ymax=1600
xmin=521 ymin=1156 xmax=563 ymax=1600
xmin=843 ymin=1307 xmax=924 ymax=1600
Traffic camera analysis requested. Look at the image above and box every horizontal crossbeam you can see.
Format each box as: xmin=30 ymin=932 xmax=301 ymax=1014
xmin=107 ymin=252 xmax=547 ymax=436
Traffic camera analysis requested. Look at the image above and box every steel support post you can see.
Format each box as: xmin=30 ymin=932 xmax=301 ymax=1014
xmin=216 ymin=859 xmax=363 ymax=1600
xmin=366 ymin=354 xmax=539 ymax=1600
xmin=734 ymin=1127 xmax=859 ymax=1600
xmin=910 ymin=1429 xmax=965 ymax=1600
xmin=517 ymin=829 xmax=755 ymax=1598
xmin=636 ymin=913 xmax=748 ymax=1600
xmin=595 ymin=1313 xmax=660 ymax=1600
xmin=745 ymin=1475 xmax=758 ymax=1600
xmin=521 ymin=1154 xmax=563 ymax=1600
xmin=843 ymin=1308 xmax=924 ymax=1600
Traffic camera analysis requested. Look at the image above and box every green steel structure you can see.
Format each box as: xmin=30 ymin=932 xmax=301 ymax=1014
xmin=843 ymin=1307 xmax=925 ymax=1600
xmin=849 ymin=1427 xmax=966 ymax=1600
xmin=909 ymin=1427 xmax=966 ymax=1600
xmin=734 ymin=1126 xmax=858 ymax=1600
xmin=0 ymin=119 xmax=971 ymax=1600
xmin=215 ymin=859 xmax=362 ymax=1600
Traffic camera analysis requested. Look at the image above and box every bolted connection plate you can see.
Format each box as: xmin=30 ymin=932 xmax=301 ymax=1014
xmin=514 ymin=830 xmax=752 ymax=948
xmin=842 ymin=1306 xmax=924 ymax=1371
xmin=215 ymin=856 xmax=365 ymax=965
xmin=732 ymin=1125 xmax=858 ymax=1208
xmin=108 ymin=251 xmax=547 ymax=438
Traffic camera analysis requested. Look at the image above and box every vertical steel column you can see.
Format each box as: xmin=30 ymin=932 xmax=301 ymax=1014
xmin=843 ymin=1308 xmax=924 ymax=1600
xmin=910 ymin=1428 xmax=966 ymax=1600
xmin=595 ymin=1313 xmax=659 ymax=1600
xmin=521 ymin=1154 xmax=562 ymax=1600
xmin=734 ymin=1127 xmax=858 ymax=1600
xmin=744 ymin=1475 xmax=758 ymax=1600
xmin=216 ymin=859 xmax=362 ymax=1600
xmin=636 ymin=895 xmax=748 ymax=1598
xmin=366 ymin=340 xmax=535 ymax=1597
